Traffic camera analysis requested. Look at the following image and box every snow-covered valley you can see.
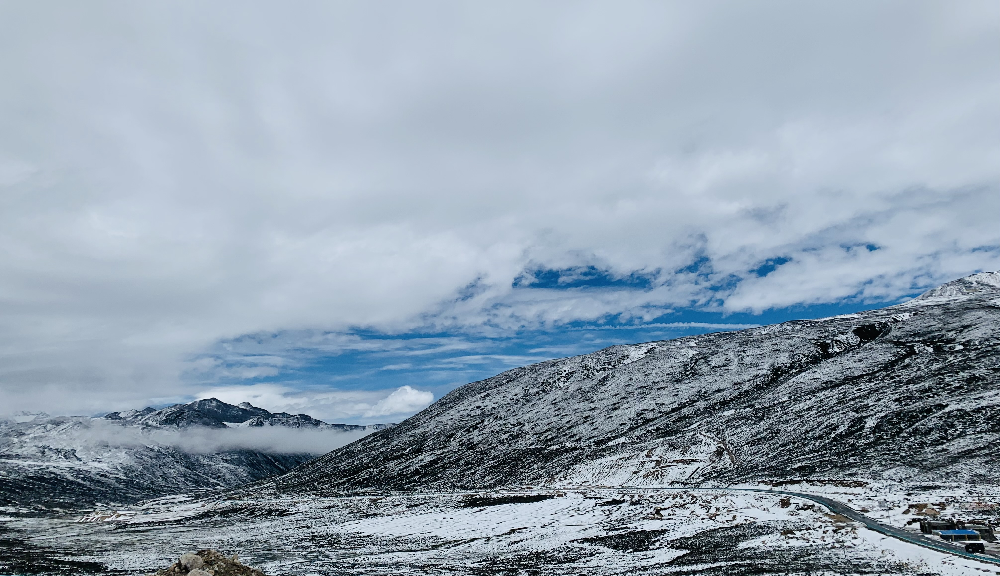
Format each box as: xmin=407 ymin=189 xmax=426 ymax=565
xmin=5 ymin=485 xmax=1000 ymax=575
xmin=2 ymin=272 xmax=1000 ymax=575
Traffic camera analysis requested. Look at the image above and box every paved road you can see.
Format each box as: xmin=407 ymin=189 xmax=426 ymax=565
xmin=616 ymin=485 xmax=1000 ymax=567
xmin=777 ymin=489 xmax=1000 ymax=566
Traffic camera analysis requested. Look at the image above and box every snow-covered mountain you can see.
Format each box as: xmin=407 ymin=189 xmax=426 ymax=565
xmin=0 ymin=399 xmax=385 ymax=508
xmin=103 ymin=397 xmax=389 ymax=431
xmin=268 ymin=272 xmax=1000 ymax=496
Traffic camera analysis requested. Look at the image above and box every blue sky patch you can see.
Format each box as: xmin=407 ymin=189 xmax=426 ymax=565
xmin=751 ymin=257 xmax=792 ymax=277
xmin=188 ymin=291 xmax=917 ymax=423
xmin=513 ymin=265 xmax=657 ymax=290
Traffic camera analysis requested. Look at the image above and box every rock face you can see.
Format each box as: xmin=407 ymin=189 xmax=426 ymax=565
xmin=0 ymin=399 xmax=382 ymax=508
xmin=270 ymin=272 xmax=1000 ymax=495
xmin=912 ymin=271 xmax=1000 ymax=300
xmin=153 ymin=550 xmax=265 ymax=576
xmin=103 ymin=397 xmax=364 ymax=431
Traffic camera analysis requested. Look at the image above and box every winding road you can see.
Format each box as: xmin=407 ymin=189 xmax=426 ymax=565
xmin=779 ymin=490 xmax=1000 ymax=566
xmin=616 ymin=485 xmax=1000 ymax=567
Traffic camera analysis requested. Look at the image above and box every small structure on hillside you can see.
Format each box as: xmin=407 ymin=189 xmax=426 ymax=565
xmin=962 ymin=521 xmax=997 ymax=542
xmin=919 ymin=519 xmax=957 ymax=533
xmin=936 ymin=529 xmax=981 ymax=542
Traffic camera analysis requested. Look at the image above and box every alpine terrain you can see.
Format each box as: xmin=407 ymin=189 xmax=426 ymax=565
xmin=269 ymin=271 xmax=1000 ymax=495
xmin=0 ymin=398 xmax=384 ymax=508
xmin=4 ymin=272 xmax=1000 ymax=576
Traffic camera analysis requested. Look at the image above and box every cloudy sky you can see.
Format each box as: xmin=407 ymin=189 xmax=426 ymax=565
xmin=0 ymin=1 xmax=997 ymax=423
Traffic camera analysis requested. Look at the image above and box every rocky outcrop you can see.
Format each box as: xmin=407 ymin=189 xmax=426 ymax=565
xmin=912 ymin=271 xmax=1000 ymax=301
xmin=152 ymin=550 xmax=265 ymax=576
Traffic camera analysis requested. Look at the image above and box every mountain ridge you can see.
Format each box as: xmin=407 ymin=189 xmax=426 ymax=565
xmin=263 ymin=271 xmax=1000 ymax=496
xmin=912 ymin=271 xmax=1000 ymax=301
xmin=0 ymin=398 xmax=387 ymax=508
xmin=102 ymin=397 xmax=390 ymax=431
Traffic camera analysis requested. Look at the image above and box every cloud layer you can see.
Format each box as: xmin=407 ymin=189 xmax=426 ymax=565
xmin=0 ymin=1 xmax=997 ymax=416
xmin=6 ymin=416 xmax=371 ymax=455
xmin=197 ymin=383 xmax=433 ymax=423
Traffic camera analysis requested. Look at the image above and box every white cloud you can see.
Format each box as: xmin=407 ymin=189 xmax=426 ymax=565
xmin=0 ymin=1 xmax=996 ymax=414
xmin=8 ymin=417 xmax=369 ymax=455
xmin=145 ymin=426 xmax=371 ymax=455
xmin=363 ymin=386 xmax=436 ymax=418
xmin=197 ymin=383 xmax=433 ymax=423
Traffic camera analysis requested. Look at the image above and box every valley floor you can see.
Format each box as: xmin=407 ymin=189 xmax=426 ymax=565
xmin=3 ymin=484 xmax=1000 ymax=575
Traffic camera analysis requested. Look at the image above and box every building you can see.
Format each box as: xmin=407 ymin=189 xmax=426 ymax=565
xmin=919 ymin=519 xmax=957 ymax=534
xmin=936 ymin=529 xmax=981 ymax=542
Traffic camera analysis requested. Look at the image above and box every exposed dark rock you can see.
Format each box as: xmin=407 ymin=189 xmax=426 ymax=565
xmin=579 ymin=528 xmax=669 ymax=552
xmin=460 ymin=493 xmax=554 ymax=507
xmin=0 ymin=527 xmax=108 ymax=574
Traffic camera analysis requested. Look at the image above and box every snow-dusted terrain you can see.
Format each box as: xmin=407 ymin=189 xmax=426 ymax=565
xmin=269 ymin=272 xmax=1000 ymax=495
xmin=2 ymin=272 xmax=999 ymax=575
xmin=0 ymin=399 xmax=384 ymax=508
xmin=5 ymin=486 xmax=1000 ymax=575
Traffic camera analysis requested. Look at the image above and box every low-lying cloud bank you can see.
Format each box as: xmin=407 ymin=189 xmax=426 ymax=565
xmin=140 ymin=425 xmax=373 ymax=455
xmin=3 ymin=417 xmax=372 ymax=456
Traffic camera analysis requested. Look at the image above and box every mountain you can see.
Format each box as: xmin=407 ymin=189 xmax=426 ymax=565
xmin=268 ymin=272 xmax=1000 ymax=496
xmin=103 ymin=397 xmax=380 ymax=431
xmin=0 ymin=399 xmax=384 ymax=509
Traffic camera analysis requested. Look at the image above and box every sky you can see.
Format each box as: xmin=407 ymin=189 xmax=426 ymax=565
xmin=0 ymin=1 xmax=997 ymax=423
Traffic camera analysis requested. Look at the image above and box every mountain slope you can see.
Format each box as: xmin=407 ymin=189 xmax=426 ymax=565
xmin=0 ymin=399 xmax=379 ymax=508
xmin=269 ymin=272 xmax=1000 ymax=495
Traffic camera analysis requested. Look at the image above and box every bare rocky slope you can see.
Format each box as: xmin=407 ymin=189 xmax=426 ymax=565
xmin=0 ymin=399 xmax=381 ymax=508
xmin=268 ymin=272 xmax=1000 ymax=495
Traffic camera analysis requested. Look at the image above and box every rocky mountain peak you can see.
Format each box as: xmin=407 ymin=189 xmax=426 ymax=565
xmin=913 ymin=270 xmax=1000 ymax=301
xmin=102 ymin=398 xmax=332 ymax=429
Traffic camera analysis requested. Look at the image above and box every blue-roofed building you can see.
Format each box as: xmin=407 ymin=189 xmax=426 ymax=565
xmin=936 ymin=529 xmax=981 ymax=542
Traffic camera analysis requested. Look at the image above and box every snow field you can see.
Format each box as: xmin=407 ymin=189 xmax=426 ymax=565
xmin=7 ymin=487 xmax=991 ymax=575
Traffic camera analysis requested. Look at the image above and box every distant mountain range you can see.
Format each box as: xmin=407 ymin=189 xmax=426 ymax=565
xmin=266 ymin=272 xmax=1000 ymax=496
xmin=9 ymin=272 xmax=999 ymax=511
xmin=103 ymin=397 xmax=390 ymax=431
xmin=0 ymin=399 xmax=389 ymax=508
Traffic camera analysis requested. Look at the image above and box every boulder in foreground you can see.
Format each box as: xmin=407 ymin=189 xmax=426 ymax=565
xmin=152 ymin=550 xmax=264 ymax=576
